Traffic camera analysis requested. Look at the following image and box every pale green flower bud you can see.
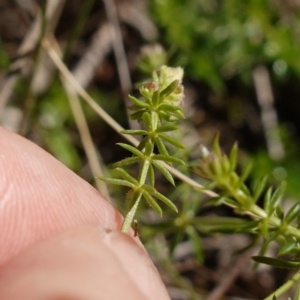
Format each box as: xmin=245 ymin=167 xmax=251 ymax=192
xmin=153 ymin=65 xmax=185 ymax=104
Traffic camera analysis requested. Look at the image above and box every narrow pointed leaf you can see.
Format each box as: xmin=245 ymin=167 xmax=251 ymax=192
xmin=139 ymin=88 xmax=151 ymax=100
xmin=159 ymin=80 xmax=179 ymax=101
xmin=205 ymin=196 xmax=226 ymax=206
xmin=270 ymin=182 xmax=286 ymax=212
xmin=276 ymin=205 xmax=284 ymax=220
xmin=117 ymin=143 xmax=144 ymax=158
xmin=137 ymin=136 xmax=150 ymax=151
xmin=253 ymin=175 xmax=269 ymax=203
xmin=129 ymin=110 xmax=145 ymax=121
xmin=261 ymin=219 xmax=269 ymax=238
xmin=240 ymin=160 xmax=253 ymax=183
xmin=155 ymin=137 xmax=169 ymax=157
xmin=145 ymin=140 xmax=154 ymax=156
xmin=252 ymin=256 xmax=300 ymax=269
xmin=192 ymin=216 xmax=252 ymax=233
xmin=224 ymin=198 xmax=239 ymax=207
xmin=156 ymin=125 xmax=178 ymax=133
xmin=159 ymin=133 xmax=186 ymax=149
xmin=114 ymin=168 xmax=138 ymax=185
xmin=159 ymin=103 xmax=181 ymax=112
xmin=221 ymin=155 xmax=231 ymax=173
xmin=158 ymin=111 xmax=178 ymax=122
xmin=152 ymin=90 xmax=159 ymax=106
xmin=128 ymin=95 xmax=150 ymax=108
xmin=120 ymin=129 xmax=148 ymax=136
xmin=152 ymin=160 xmax=175 ymax=186
xmin=212 ymin=134 xmax=221 ymax=157
xmin=141 ymin=184 xmax=156 ymax=194
xmin=152 ymin=154 xmax=185 ymax=165
xmin=150 ymin=111 xmax=159 ymax=129
xmin=186 ymin=225 xmax=203 ymax=264
xmin=285 ymin=203 xmax=300 ymax=225
xmin=229 ymin=142 xmax=238 ymax=172
xmin=142 ymin=112 xmax=152 ymax=131
xmin=170 ymin=230 xmax=184 ymax=256
xmin=143 ymin=191 xmax=162 ymax=217
xmin=264 ymin=186 xmax=273 ymax=215
xmin=96 ymin=176 xmax=134 ymax=188
xmin=150 ymin=190 xmax=178 ymax=213
xmin=169 ymin=109 xmax=185 ymax=119
xmin=278 ymin=242 xmax=297 ymax=256
xmin=148 ymin=164 xmax=155 ymax=186
xmin=110 ymin=156 xmax=141 ymax=169
xmin=254 ymin=234 xmax=278 ymax=268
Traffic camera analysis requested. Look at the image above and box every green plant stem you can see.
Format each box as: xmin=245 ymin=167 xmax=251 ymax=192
xmin=121 ymin=140 xmax=154 ymax=232
xmin=223 ymin=180 xmax=300 ymax=240
xmin=121 ymin=193 xmax=142 ymax=233
xmin=263 ymin=271 xmax=300 ymax=300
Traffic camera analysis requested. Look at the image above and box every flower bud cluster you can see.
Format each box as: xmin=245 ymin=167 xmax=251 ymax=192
xmin=140 ymin=65 xmax=185 ymax=105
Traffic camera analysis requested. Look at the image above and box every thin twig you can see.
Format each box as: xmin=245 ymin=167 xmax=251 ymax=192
xmin=102 ymin=0 xmax=141 ymax=131
xmin=51 ymin=38 xmax=111 ymax=201
xmin=43 ymin=38 xmax=137 ymax=144
xmin=64 ymin=85 xmax=112 ymax=200
xmin=253 ymin=65 xmax=285 ymax=161
xmin=102 ymin=0 xmax=132 ymax=95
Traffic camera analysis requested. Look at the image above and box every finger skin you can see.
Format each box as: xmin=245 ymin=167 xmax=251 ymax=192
xmin=0 ymin=127 xmax=122 ymax=264
xmin=0 ymin=127 xmax=171 ymax=300
xmin=0 ymin=226 xmax=170 ymax=300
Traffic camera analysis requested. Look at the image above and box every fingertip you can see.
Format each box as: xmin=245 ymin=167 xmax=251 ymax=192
xmin=0 ymin=225 xmax=170 ymax=300
xmin=0 ymin=127 xmax=123 ymax=264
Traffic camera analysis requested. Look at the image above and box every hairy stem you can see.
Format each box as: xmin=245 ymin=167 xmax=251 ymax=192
xmin=224 ymin=183 xmax=300 ymax=240
xmin=121 ymin=192 xmax=142 ymax=233
xmin=121 ymin=141 xmax=154 ymax=232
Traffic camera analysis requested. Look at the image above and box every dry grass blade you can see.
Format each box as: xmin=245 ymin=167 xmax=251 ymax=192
xmin=102 ymin=0 xmax=141 ymax=130
xmin=102 ymin=0 xmax=132 ymax=95
xmin=64 ymin=84 xmax=112 ymax=200
xmin=51 ymin=39 xmax=111 ymax=201
xmin=253 ymin=65 xmax=285 ymax=161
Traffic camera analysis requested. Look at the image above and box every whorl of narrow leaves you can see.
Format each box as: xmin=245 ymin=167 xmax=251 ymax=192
xmin=193 ymin=136 xmax=300 ymax=270
xmin=97 ymin=66 xmax=186 ymax=232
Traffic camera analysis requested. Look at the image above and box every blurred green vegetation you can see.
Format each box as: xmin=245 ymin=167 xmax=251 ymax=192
xmin=151 ymin=0 xmax=300 ymax=88
xmin=151 ymin=0 xmax=300 ymax=199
